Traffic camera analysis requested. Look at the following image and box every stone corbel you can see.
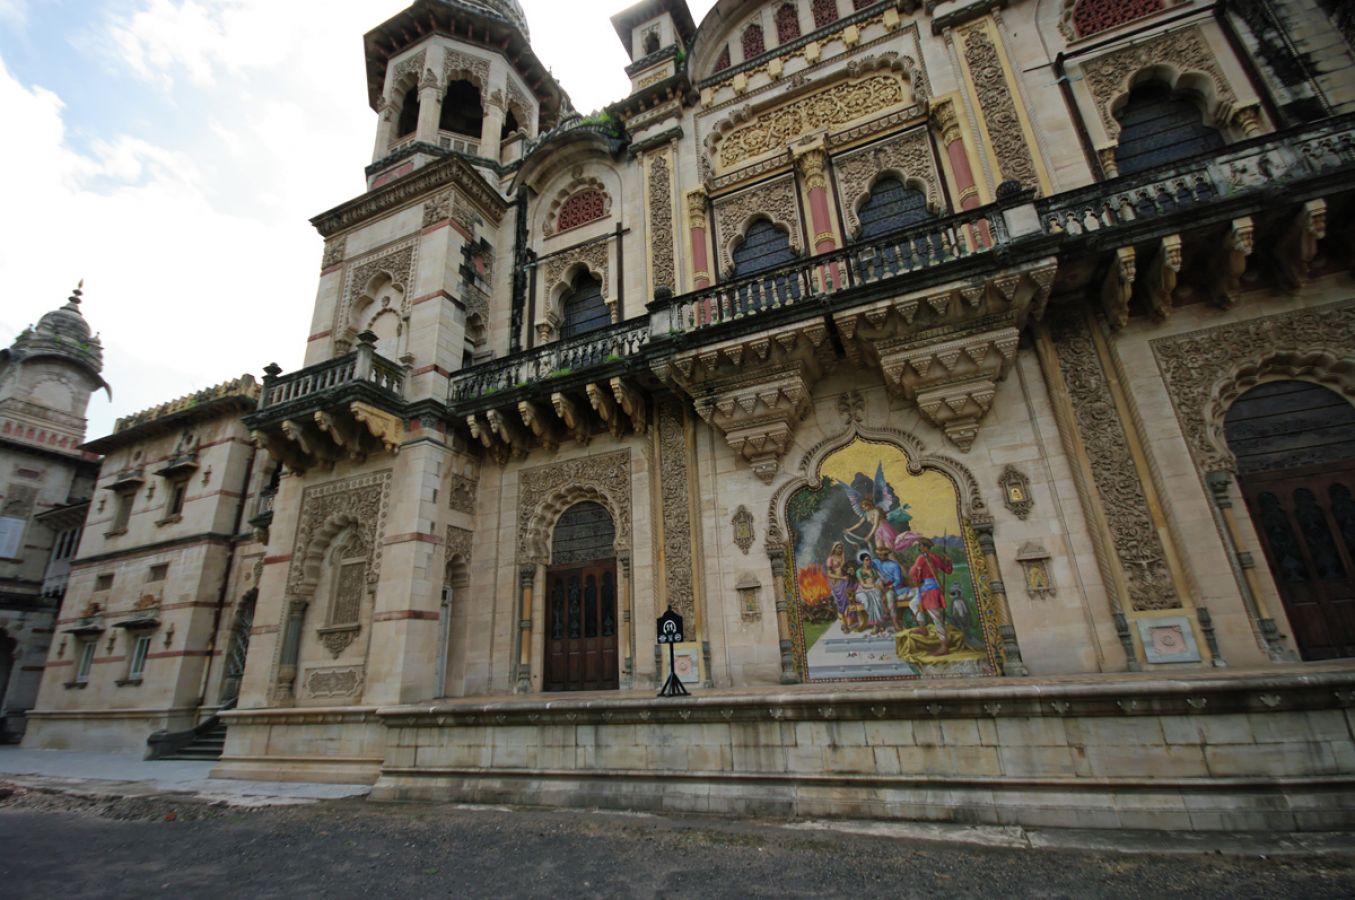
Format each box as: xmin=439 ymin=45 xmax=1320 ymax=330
xmin=586 ymin=381 xmax=623 ymax=437
xmin=313 ymin=410 xmax=364 ymax=460
xmin=252 ymin=428 xmax=308 ymax=474
xmin=517 ymin=399 xmax=560 ymax=452
xmin=690 ymin=362 xmax=816 ymax=483
xmin=1096 ymin=145 xmax=1119 ymax=180
xmin=350 ymin=402 xmax=402 ymax=455
xmin=1143 ymin=234 xmax=1182 ymax=322
xmin=551 ymin=392 xmax=591 ymax=446
xmin=1275 ymin=199 xmax=1326 ymax=290
xmin=610 ymin=377 xmax=647 ymax=435
xmin=1101 ymin=246 xmax=1136 ymax=330
xmin=1213 ymin=216 xmax=1254 ymax=308
xmin=466 ymin=412 xmax=508 ymax=464
xmin=487 ymin=408 xmax=529 ymax=459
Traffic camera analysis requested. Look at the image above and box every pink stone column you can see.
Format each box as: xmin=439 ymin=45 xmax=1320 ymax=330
xmin=685 ymin=190 xmax=714 ymax=324
xmin=933 ymin=100 xmax=989 ymax=249
xmin=796 ymin=147 xmax=842 ymax=290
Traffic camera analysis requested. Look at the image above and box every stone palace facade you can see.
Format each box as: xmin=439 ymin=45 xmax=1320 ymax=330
xmin=22 ymin=0 xmax=1355 ymax=829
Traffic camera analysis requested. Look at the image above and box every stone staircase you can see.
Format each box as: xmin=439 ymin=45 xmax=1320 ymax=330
xmin=159 ymin=719 xmax=227 ymax=761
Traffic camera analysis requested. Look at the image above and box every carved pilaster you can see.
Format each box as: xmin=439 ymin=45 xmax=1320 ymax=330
xmin=1101 ymin=246 xmax=1135 ymax=331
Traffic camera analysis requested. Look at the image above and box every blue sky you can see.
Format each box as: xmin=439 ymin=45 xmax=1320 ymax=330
xmin=0 ymin=0 xmax=714 ymax=438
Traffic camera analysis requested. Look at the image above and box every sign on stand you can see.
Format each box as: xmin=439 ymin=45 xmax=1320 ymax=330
xmin=656 ymin=606 xmax=689 ymax=697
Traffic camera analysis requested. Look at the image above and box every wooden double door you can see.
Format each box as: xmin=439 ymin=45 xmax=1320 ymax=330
xmin=1240 ymin=463 xmax=1355 ymax=660
xmin=544 ymin=560 xmax=619 ymax=692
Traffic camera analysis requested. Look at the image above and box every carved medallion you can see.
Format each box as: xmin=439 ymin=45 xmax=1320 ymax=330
xmin=732 ymin=505 xmax=756 ymax=555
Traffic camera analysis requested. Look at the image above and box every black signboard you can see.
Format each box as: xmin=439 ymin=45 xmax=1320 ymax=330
xmin=656 ymin=606 xmax=689 ymax=697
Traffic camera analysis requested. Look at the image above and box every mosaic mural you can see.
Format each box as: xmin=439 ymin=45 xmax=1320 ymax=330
xmin=787 ymin=438 xmax=998 ymax=681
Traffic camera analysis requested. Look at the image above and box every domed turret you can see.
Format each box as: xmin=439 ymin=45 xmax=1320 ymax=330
xmin=13 ymin=282 xmax=104 ymax=376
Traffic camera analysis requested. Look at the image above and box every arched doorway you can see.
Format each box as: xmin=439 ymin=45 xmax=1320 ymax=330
xmin=544 ymin=501 xmax=618 ymax=691
xmin=219 ymin=590 xmax=256 ymax=705
xmin=1225 ymin=381 xmax=1355 ymax=659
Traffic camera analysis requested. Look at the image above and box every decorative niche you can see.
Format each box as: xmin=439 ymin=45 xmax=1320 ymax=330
xmin=1016 ymin=542 xmax=1055 ymax=599
xmin=999 ymin=466 xmax=1034 ymax=520
xmin=736 ymin=572 xmax=761 ymax=623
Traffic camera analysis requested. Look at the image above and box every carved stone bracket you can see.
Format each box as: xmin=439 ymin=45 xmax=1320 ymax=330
xmin=1212 ymin=217 xmax=1254 ymax=308
xmin=1275 ymin=199 xmax=1327 ymax=290
xmin=551 ymin=391 xmax=591 ymax=446
xmin=350 ymin=402 xmax=402 ymax=455
xmin=1101 ymin=246 xmax=1136 ymax=331
xmin=1142 ymin=234 xmax=1182 ymax=322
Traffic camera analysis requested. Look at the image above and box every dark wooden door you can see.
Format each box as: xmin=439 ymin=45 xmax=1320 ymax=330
xmin=1239 ymin=463 xmax=1355 ymax=660
xmin=544 ymin=561 xmax=619 ymax=691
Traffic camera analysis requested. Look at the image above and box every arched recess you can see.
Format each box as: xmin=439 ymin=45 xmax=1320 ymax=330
xmin=853 ymin=174 xmax=936 ymax=240
xmin=1112 ymin=82 xmax=1224 ymax=176
xmin=438 ymin=545 xmax=470 ymax=698
xmin=348 ymin=272 xmax=406 ymax=360
xmin=768 ymin=427 xmax=1004 ymax=682
xmin=544 ymin=175 xmax=612 ymax=237
xmin=731 ymin=219 xmax=798 ymax=277
xmin=219 ymin=589 xmax=256 ymax=705
xmin=775 ymin=3 xmax=801 ymax=43
xmin=543 ymin=500 xmax=620 ymax=692
xmin=440 ymin=79 xmax=484 ymax=138
xmin=1222 ymin=381 xmax=1355 ymax=660
xmin=539 ymin=251 xmax=612 ymax=343
xmin=521 ymin=483 xmax=629 ymax=566
xmin=393 ymin=82 xmax=420 ymax=144
xmin=559 ymin=271 xmax=610 ymax=339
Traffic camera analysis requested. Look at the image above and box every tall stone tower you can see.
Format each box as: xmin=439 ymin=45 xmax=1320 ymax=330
xmin=0 ymin=283 xmax=105 ymax=739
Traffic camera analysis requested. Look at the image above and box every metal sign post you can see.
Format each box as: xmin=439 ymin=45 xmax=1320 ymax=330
xmin=656 ymin=606 xmax=688 ymax=697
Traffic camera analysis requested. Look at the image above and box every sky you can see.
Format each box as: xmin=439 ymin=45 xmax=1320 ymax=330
xmin=0 ymin=0 xmax=718 ymax=439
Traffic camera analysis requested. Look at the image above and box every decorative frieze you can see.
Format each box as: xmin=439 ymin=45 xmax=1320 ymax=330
xmin=1050 ymin=316 xmax=1179 ymax=611
xmin=647 ymin=152 xmax=677 ymax=295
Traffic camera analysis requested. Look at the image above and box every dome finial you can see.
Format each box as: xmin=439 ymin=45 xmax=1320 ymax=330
xmin=68 ymin=279 xmax=84 ymax=307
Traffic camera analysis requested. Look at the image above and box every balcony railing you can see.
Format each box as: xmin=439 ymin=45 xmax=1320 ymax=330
xmin=259 ymin=341 xmax=405 ymax=411
xmin=449 ymin=319 xmax=651 ymax=402
xmin=659 ymin=203 xmax=1013 ymax=334
xmin=1038 ymin=114 xmax=1355 ymax=235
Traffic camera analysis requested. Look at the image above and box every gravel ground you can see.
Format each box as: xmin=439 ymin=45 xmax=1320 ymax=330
xmin=1 ymin=783 xmax=1353 ymax=899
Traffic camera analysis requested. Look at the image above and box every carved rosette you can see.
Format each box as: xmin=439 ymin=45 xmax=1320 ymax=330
xmin=647 ymin=152 xmax=677 ymax=295
xmin=714 ymin=177 xmax=803 ymax=273
xmin=1050 ymin=316 xmax=1179 ymax=611
xmin=960 ymin=25 xmax=1039 ymax=191
xmin=1150 ymin=302 xmax=1355 ymax=474
xmin=658 ymin=399 xmax=696 ymax=621
xmin=517 ymin=450 xmax=632 ymax=564
xmin=834 ymin=126 xmax=940 ymax=238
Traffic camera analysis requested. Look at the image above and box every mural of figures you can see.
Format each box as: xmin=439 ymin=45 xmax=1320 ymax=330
xmin=787 ymin=438 xmax=998 ymax=681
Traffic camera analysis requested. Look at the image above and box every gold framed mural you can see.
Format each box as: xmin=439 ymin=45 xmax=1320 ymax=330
xmin=783 ymin=437 xmax=1001 ymax=682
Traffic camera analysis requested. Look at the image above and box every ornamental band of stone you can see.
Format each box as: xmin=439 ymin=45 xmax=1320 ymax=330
xmin=658 ymin=398 xmax=696 ymax=621
xmin=960 ymin=25 xmax=1039 ymax=191
xmin=647 ymin=151 xmax=677 ymax=295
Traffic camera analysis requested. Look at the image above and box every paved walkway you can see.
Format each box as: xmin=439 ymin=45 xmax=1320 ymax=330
xmin=0 ymin=747 xmax=369 ymax=807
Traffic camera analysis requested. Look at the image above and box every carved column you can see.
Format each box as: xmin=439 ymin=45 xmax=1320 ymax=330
xmin=515 ymin=564 xmax=536 ymax=693
xmin=415 ymin=70 xmax=443 ymax=145
xmin=618 ymin=551 xmax=633 ymax=688
xmin=932 ymin=99 xmax=981 ymax=212
xmin=373 ymin=98 xmax=396 ymax=160
xmin=480 ymin=90 xmax=506 ymax=162
xmin=794 ymin=145 xmax=837 ymax=254
xmin=1205 ymin=471 xmax=1293 ymax=660
xmin=974 ymin=524 xmax=1029 ymax=677
xmin=275 ymin=598 xmax=309 ymax=701
xmin=766 ymin=530 xmax=798 ymax=684
xmin=686 ymin=189 xmax=712 ymax=289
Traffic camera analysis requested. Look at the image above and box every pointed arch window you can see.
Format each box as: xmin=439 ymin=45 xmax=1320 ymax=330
xmin=560 ymin=271 xmax=610 ymax=339
xmin=1113 ymin=83 xmax=1223 ymax=176
xmin=857 ymin=177 xmax=934 ymax=239
xmin=714 ymin=45 xmax=732 ymax=74
xmin=396 ymin=85 xmax=420 ymax=139
xmin=440 ymin=79 xmax=483 ymax=137
xmin=1072 ymin=0 xmax=1165 ymax=39
xmin=732 ymin=220 xmax=797 ymax=276
xmin=775 ymin=4 xmax=801 ymax=44
xmin=742 ymin=23 xmax=765 ymax=60
xmin=812 ymin=0 xmax=840 ymax=29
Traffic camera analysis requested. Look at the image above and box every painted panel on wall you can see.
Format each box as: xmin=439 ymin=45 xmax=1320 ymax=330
xmin=787 ymin=438 xmax=998 ymax=681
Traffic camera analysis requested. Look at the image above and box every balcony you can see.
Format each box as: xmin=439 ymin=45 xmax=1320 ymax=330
xmin=247 ymin=332 xmax=407 ymax=473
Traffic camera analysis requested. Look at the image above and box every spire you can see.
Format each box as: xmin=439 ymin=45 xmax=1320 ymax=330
xmin=66 ymin=279 xmax=84 ymax=310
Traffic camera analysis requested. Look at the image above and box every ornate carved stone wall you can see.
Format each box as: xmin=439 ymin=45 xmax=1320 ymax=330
xmin=339 ymin=239 xmax=419 ymax=336
xmin=647 ymin=152 xmax=677 ymax=295
xmin=542 ymin=240 xmax=611 ymax=300
xmin=517 ymin=450 xmax=632 ymax=563
xmin=1080 ymin=25 xmax=1234 ymax=141
xmin=445 ymin=525 xmax=473 ymax=565
xmin=713 ymin=176 xmax=803 ymax=272
xmin=443 ymin=50 xmax=489 ymax=91
xmin=834 ymin=126 xmax=940 ymax=237
xmin=959 ymin=24 xmax=1040 ymax=192
xmin=286 ymin=470 xmax=394 ymax=597
xmin=1050 ymin=316 xmax=1180 ymax=611
xmin=1150 ymin=302 xmax=1355 ymax=473
xmin=390 ymin=49 xmax=426 ymax=90
xmin=658 ymin=399 xmax=695 ymax=621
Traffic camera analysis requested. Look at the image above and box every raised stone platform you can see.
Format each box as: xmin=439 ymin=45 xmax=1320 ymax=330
xmin=215 ymin=666 xmax=1355 ymax=831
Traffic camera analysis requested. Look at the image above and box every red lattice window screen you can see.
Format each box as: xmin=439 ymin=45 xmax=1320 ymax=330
xmin=556 ymin=191 xmax=607 ymax=232
xmin=714 ymin=45 xmax=731 ymax=73
xmin=812 ymin=0 xmax=839 ymax=29
xmin=775 ymin=5 xmax=801 ymax=44
xmin=742 ymin=24 xmax=765 ymax=60
xmin=1072 ymin=0 xmax=1164 ymax=38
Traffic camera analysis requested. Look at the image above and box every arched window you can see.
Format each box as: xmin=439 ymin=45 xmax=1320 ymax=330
xmin=552 ymin=501 xmax=617 ymax=565
xmin=642 ymin=28 xmax=661 ymax=55
xmin=396 ymin=85 xmax=419 ymax=139
xmin=714 ymin=45 xmax=732 ymax=74
xmin=742 ymin=23 xmax=765 ymax=60
xmin=501 ymin=108 xmax=520 ymax=141
xmin=328 ymin=533 xmax=367 ymax=627
xmin=560 ymin=271 xmax=610 ymax=338
xmin=1113 ymin=84 xmax=1224 ymax=176
xmin=775 ymin=4 xmax=801 ymax=43
xmin=812 ymin=0 xmax=840 ymax=29
xmin=732 ymin=219 xmax=797 ymax=276
xmin=440 ymin=79 xmax=483 ymax=137
xmin=857 ymin=177 xmax=933 ymax=239
xmin=1072 ymin=0 xmax=1165 ymax=39
xmin=556 ymin=190 xmax=607 ymax=232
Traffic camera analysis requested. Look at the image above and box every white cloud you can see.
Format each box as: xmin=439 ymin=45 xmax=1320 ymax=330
xmin=0 ymin=0 xmax=27 ymax=29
